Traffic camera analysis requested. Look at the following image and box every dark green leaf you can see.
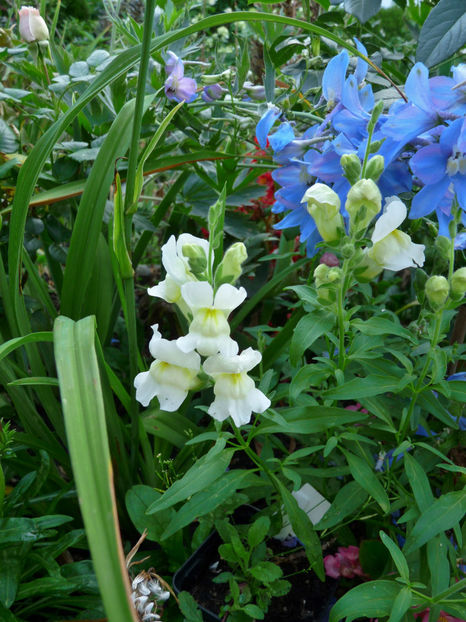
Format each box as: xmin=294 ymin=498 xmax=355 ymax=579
xmin=344 ymin=0 xmax=382 ymax=22
xmin=329 ymin=580 xmax=401 ymax=622
xmin=343 ymin=451 xmax=390 ymax=513
xmin=379 ymin=532 xmax=409 ymax=582
xmin=316 ymin=481 xmax=368 ymax=530
xmin=404 ymin=453 xmax=434 ymax=512
xmin=290 ymin=313 xmax=335 ymax=366
xmin=416 ymin=0 xmax=466 ymax=67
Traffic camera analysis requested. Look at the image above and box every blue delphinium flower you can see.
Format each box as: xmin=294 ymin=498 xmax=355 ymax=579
xmin=256 ymin=104 xmax=281 ymax=149
xmin=409 ymin=117 xmax=466 ymax=220
xmin=164 ymin=51 xmax=197 ymax=103
xmin=201 ymin=83 xmax=226 ymax=103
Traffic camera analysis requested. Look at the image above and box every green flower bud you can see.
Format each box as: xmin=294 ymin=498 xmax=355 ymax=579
xmin=314 ymin=263 xmax=329 ymax=288
xmin=425 ymin=275 xmax=449 ymax=309
xmin=314 ymin=265 xmax=342 ymax=304
xmin=215 ymin=242 xmax=247 ymax=285
xmin=182 ymin=244 xmax=208 ymax=277
xmin=345 ymin=178 xmax=382 ymax=233
xmin=326 ymin=267 xmax=342 ymax=283
xmin=365 ymin=155 xmax=385 ymax=182
xmin=201 ymin=69 xmax=233 ymax=85
xmin=340 ymin=153 xmax=362 ymax=185
xmin=301 ymin=183 xmax=344 ymax=242
xmin=341 ymin=242 xmax=355 ymax=259
xmin=451 ymin=267 xmax=466 ymax=300
xmin=435 ymin=236 xmax=452 ymax=261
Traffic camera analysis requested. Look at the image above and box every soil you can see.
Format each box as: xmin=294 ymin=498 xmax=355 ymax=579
xmin=185 ymin=538 xmax=337 ymax=622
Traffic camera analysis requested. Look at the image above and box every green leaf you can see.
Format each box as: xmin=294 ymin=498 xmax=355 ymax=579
xmin=263 ymin=44 xmax=275 ymax=102
xmin=316 ymin=481 xmax=368 ymax=530
xmin=404 ymin=453 xmax=434 ymax=512
xmin=243 ymin=603 xmax=265 ymax=619
xmin=343 ymin=450 xmax=390 ymax=513
xmin=146 ymin=443 xmax=234 ymax=514
xmin=7 ymin=377 xmax=59 ymax=387
xmin=403 ymin=491 xmax=466 ymax=554
xmin=125 ymin=485 xmax=175 ymax=542
xmin=324 ymin=374 xmax=413 ymax=400
xmin=329 ymin=580 xmax=401 ymax=622
xmin=249 ymin=561 xmax=282 ymax=583
xmin=0 ymin=120 xmax=18 ymax=153
xmin=254 ymin=406 xmax=367 ymax=437
xmin=178 ymin=591 xmax=203 ymax=622
xmin=290 ymin=364 xmax=331 ymax=401
xmin=0 ymin=547 xmax=24 ymax=607
xmin=290 ymin=313 xmax=335 ymax=367
xmin=344 ymin=0 xmax=382 ymax=23
xmin=272 ymin=476 xmax=324 ymax=579
xmin=248 ymin=516 xmax=271 ymax=550
xmin=351 ymin=317 xmax=415 ymax=343
xmin=379 ymin=532 xmax=409 ymax=582
xmin=161 ymin=471 xmax=249 ymax=540
xmin=387 ymin=586 xmax=412 ymax=622
xmin=0 ymin=332 xmax=54 ymax=363
xmin=427 ymin=534 xmax=450 ymax=596
xmin=416 ymin=0 xmax=466 ymax=67
xmin=53 ymin=316 xmax=138 ymax=622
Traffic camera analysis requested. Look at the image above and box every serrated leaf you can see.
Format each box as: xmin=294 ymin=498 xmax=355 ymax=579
xmin=416 ymin=0 xmax=466 ymax=67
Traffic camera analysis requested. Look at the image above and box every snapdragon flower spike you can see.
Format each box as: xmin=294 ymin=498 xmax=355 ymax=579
xmin=134 ymin=325 xmax=201 ymax=410
xmin=177 ymin=282 xmax=246 ymax=356
xmin=410 ymin=117 xmax=466 ymax=220
xmin=361 ymin=197 xmax=425 ymax=278
xmin=203 ymin=348 xmax=270 ymax=427
xmin=164 ymin=51 xmax=197 ymax=103
xmin=147 ymin=234 xmax=210 ymax=307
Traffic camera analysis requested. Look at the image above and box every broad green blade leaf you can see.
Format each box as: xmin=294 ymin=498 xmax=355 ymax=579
xmin=387 ymin=586 xmax=412 ymax=622
xmin=316 ymin=481 xmax=368 ymax=530
xmin=344 ymin=0 xmax=382 ymax=23
xmin=254 ymin=406 xmax=368 ymax=437
xmin=161 ymin=471 xmax=250 ymax=540
xmin=126 ymin=485 xmax=176 ymax=542
xmin=290 ymin=313 xmax=335 ymax=366
xmin=343 ymin=450 xmax=390 ymax=513
xmin=53 ymin=315 xmax=138 ymax=622
xmin=427 ymin=534 xmax=450 ymax=596
xmin=0 ymin=332 xmax=53 ymax=363
xmin=379 ymin=531 xmax=409 ymax=582
xmin=351 ymin=317 xmax=415 ymax=343
xmin=7 ymin=377 xmax=59 ymax=387
xmin=324 ymin=374 xmax=413 ymax=400
xmin=416 ymin=0 xmax=466 ymax=67
xmin=329 ymin=580 xmax=401 ymax=622
xmin=147 ymin=442 xmax=234 ymax=514
xmin=403 ymin=491 xmax=466 ymax=554
xmin=272 ymin=476 xmax=324 ymax=579
xmin=404 ymin=453 xmax=434 ymax=512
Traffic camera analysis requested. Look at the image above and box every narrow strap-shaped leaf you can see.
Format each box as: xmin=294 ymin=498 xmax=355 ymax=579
xmin=53 ymin=315 xmax=138 ymax=622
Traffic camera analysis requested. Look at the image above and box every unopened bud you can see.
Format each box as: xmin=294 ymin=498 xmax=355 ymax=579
xmin=345 ymin=178 xmax=382 ymax=233
xmin=201 ymin=70 xmax=233 ymax=85
xmin=243 ymin=81 xmax=266 ymax=100
xmin=301 ymin=183 xmax=344 ymax=242
xmin=320 ymin=252 xmax=339 ymax=267
xmin=314 ymin=263 xmax=329 ymax=288
xmin=215 ymin=242 xmax=247 ymax=285
xmin=365 ymin=155 xmax=385 ymax=182
xmin=341 ymin=242 xmax=355 ymax=259
xmin=340 ymin=153 xmax=361 ymax=186
xmin=435 ymin=236 xmax=452 ymax=261
xmin=425 ymin=275 xmax=449 ymax=309
xmin=368 ymin=100 xmax=384 ymax=131
xmin=451 ymin=267 xmax=466 ymax=300
xmin=18 ymin=6 xmax=49 ymax=43
xmin=182 ymin=244 xmax=207 ymax=276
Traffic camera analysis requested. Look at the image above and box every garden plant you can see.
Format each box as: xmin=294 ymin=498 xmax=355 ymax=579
xmin=0 ymin=0 xmax=465 ymax=621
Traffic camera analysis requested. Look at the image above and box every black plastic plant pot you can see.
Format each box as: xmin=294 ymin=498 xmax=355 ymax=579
xmin=172 ymin=506 xmax=337 ymax=622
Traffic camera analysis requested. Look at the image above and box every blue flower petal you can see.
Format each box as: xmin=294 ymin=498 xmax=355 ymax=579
xmin=410 ymin=177 xmax=450 ymax=219
xmin=322 ymin=50 xmax=349 ymax=104
xmin=354 ymin=38 xmax=368 ymax=84
xmin=410 ymin=144 xmax=446 ymax=185
xmin=269 ymin=122 xmax=295 ymax=152
xmin=453 ymin=174 xmax=466 ymax=211
xmin=405 ymin=62 xmax=432 ymax=112
xmin=256 ymin=105 xmax=281 ymax=149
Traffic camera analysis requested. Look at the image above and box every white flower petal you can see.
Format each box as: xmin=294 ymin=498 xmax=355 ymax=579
xmin=156 ymin=385 xmax=189 ymax=411
xmin=371 ymin=199 xmax=407 ymax=244
xmin=181 ymin=281 xmax=214 ymax=309
xmin=213 ymin=284 xmax=247 ymax=312
xmin=151 ymin=338 xmax=200 ymax=370
xmin=177 ymin=233 xmax=210 ymax=258
xmin=204 ymin=348 xmax=261 ymax=376
xmin=134 ymin=371 xmax=159 ymax=407
xmin=161 ymin=235 xmax=190 ymax=283
xmin=148 ymin=324 xmax=162 ymax=358
xmin=176 ymin=333 xmax=198 ymax=353
xmin=147 ymin=276 xmax=181 ymax=304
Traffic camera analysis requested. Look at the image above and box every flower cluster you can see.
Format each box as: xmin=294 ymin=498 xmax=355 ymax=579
xmin=256 ymin=42 xmax=465 ymax=257
xmin=131 ymin=572 xmax=170 ymax=622
xmin=323 ymin=545 xmax=365 ymax=579
xmin=135 ymin=234 xmax=270 ymax=427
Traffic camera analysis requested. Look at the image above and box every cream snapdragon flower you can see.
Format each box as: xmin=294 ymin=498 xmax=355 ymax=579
xmin=134 ymin=325 xmax=200 ymax=411
xmin=361 ymin=198 xmax=425 ymax=278
xmin=177 ymin=281 xmax=246 ymax=356
xmin=147 ymin=234 xmax=210 ymax=306
xmin=203 ymin=348 xmax=270 ymax=426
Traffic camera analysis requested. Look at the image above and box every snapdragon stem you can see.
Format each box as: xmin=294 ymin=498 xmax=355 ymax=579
xmin=360 ymin=121 xmax=375 ymax=179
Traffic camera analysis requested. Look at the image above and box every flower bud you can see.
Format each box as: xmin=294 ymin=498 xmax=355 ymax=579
xmin=341 ymin=242 xmax=355 ymax=259
xmin=182 ymin=244 xmax=208 ymax=277
xmin=201 ymin=69 xmax=233 ymax=85
xmin=215 ymin=242 xmax=247 ymax=285
xmin=314 ymin=264 xmax=342 ymax=304
xmin=314 ymin=264 xmax=329 ymax=288
xmin=202 ymin=83 xmax=226 ymax=103
xmin=345 ymin=178 xmax=382 ymax=233
xmin=340 ymin=153 xmax=361 ymax=186
xmin=451 ymin=267 xmax=466 ymax=300
xmin=365 ymin=155 xmax=385 ymax=182
xmin=243 ymin=81 xmax=266 ymax=100
xmin=425 ymin=275 xmax=449 ymax=309
xmin=301 ymin=183 xmax=344 ymax=242
xmin=435 ymin=236 xmax=452 ymax=261
xmin=320 ymin=252 xmax=339 ymax=267
xmin=18 ymin=6 xmax=49 ymax=43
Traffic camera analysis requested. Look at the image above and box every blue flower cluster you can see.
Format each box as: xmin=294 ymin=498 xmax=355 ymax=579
xmin=256 ymin=43 xmax=466 ymax=256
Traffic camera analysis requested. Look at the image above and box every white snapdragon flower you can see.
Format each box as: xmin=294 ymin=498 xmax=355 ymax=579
xmin=147 ymin=234 xmax=210 ymax=306
xmin=361 ymin=197 xmax=425 ymax=278
xmin=177 ymin=281 xmax=246 ymax=356
xmin=134 ymin=325 xmax=200 ymax=411
xmin=18 ymin=6 xmax=49 ymax=43
xmin=203 ymin=348 xmax=270 ymax=426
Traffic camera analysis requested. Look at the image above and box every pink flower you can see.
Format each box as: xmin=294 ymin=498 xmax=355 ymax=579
xmin=414 ymin=609 xmax=463 ymax=622
xmin=18 ymin=6 xmax=49 ymax=43
xmin=324 ymin=545 xmax=365 ymax=579
xmin=345 ymin=402 xmax=369 ymax=414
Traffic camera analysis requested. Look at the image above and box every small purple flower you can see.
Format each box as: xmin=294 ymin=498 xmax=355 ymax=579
xmin=201 ymin=83 xmax=226 ymax=103
xmin=164 ymin=51 xmax=197 ymax=103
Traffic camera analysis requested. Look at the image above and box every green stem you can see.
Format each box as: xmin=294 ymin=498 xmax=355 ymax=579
xmin=360 ymin=121 xmax=375 ymax=179
xmin=123 ymin=276 xmax=140 ymax=476
xmin=398 ymin=311 xmax=443 ymax=440
xmin=337 ymin=261 xmax=351 ymax=370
